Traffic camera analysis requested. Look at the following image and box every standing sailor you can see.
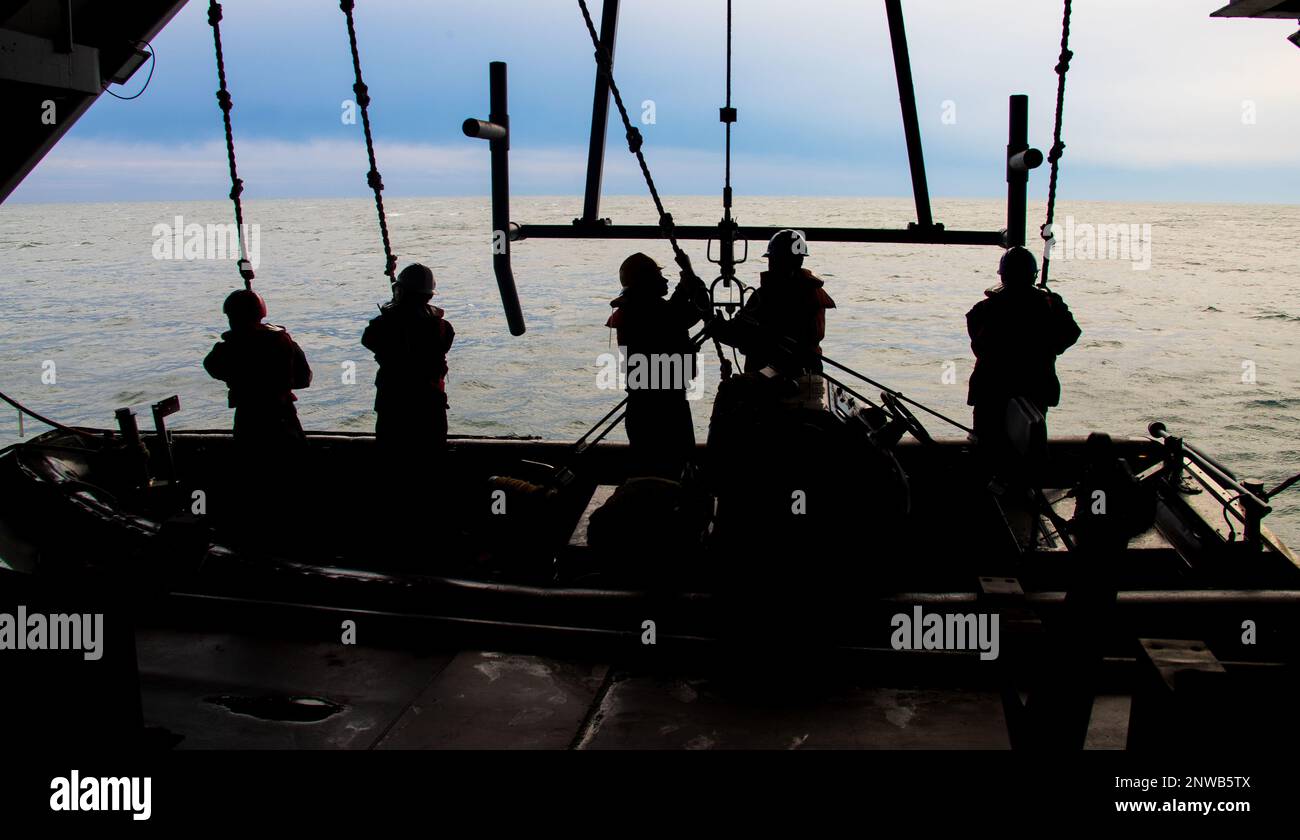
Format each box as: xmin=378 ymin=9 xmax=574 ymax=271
xmin=711 ymin=229 xmax=836 ymax=375
xmin=362 ymin=263 xmax=456 ymax=462
xmin=966 ymin=246 xmax=1081 ymax=458
xmin=607 ymin=252 xmax=709 ymax=477
xmin=204 ymin=289 xmax=313 ymax=452
xmin=204 ymin=289 xmax=313 ymax=548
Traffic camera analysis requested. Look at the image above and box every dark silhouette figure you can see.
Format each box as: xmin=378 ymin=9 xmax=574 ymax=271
xmin=712 ymin=229 xmax=836 ymax=376
xmin=204 ymin=289 xmax=312 ymax=450
xmin=966 ymin=246 xmax=1080 ymax=459
xmin=362 ymin=263 xmax=455 ymax=460
xmin=204 ymin=289 xmax=312 ymax=549
xmin=607 ymin=252 xmax=708 ymax=477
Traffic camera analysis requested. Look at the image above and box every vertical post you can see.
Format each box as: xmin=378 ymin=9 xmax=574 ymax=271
xmin=1242 ymin=480 xmax=1267 ymax=551
xmin=115 ymin=407 xmax=152 ymax=489
xmin=580 ymin=0 xmax=620 ymax=226
xmin=56 ymin=0 xmax=74 ymax=53
xmin=489 ymin=61 xmax=526 ymax=336
xmin=150 ymin=395 xmax=180 ymax=487
xmin=884 ymin=0 xmax=934 ymax=230
xmin=1006 ymin=95 xmax=1029 ymax=248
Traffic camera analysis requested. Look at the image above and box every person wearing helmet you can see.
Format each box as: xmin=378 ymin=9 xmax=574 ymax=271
xmin=204 ymin=288 xmax=313 ymax=450
xmin=361 ymin=263 xmax=456 ymax=459
xmin=966 ymin=246 xmax=1081 ymax=456
xmin=711 ymin=229 xmax=836 ymax=376
xmin=606 ymin=251 xmax=709 ymax=477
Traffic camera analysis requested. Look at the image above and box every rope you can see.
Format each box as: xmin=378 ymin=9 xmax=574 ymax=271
xmin=577 ymin=1 xmax=723 ymax=380
xmin=340 ymin=0 xmax=397 ymax=282
xmin=577 ymin=0 xmax=688 ymax=273
xmin=206 ymin=1 xmax=254 ymax=288
xmin=815 ymin=353 xmax=975 ymax=435
xmin=0 ymin=388 xmax=100 ymax=439
xmin=1039 ymin=0 xmax=1073 ymax=288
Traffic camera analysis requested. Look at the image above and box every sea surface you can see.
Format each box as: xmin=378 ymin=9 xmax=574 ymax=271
xmin=2 ymin=196 xmax=1298 ymax=547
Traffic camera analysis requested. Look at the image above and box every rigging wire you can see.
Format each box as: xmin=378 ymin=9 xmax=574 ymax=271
xmin=711 ymin=0 xmax=738 ymax=381
xmin=576 ymin=0 xmax=688 ymax=272
xmin=0 ymin=388 xmax=99 ymax=440
xmin=206 ymin=1 xmax=255 ymax=288
xmin=816 ymin=353 xmax=975 ymax=436
xmin=340 ymin=0 xmax=398 ymax=283
xmin=1039 ymin=0 xmax=1073 ymax=288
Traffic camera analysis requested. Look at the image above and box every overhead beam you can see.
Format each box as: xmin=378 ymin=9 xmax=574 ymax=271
xmin=578 ymin=0 xmax=620 ymax=226
xmin=516 ymin=224 xmax=1004 ymax=247
xmin=1210 ymin=0 xmax=1300 ymax=18
xmin=0 ymin=28 xmax=101 ymax=93
xmin=883 ymin=0 xmax=935 ymax=230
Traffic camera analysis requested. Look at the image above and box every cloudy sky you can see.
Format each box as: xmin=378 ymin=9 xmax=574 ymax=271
xmin=10 ymin=0 xmax=1300 ymax=203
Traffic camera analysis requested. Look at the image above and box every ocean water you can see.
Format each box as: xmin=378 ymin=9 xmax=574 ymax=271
xmin=1 ymin=196 xmax=1298 ymax=547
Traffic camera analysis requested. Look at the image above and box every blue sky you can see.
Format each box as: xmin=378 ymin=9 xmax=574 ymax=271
xmin=10 ymin=0 xmax=1300 ymax=203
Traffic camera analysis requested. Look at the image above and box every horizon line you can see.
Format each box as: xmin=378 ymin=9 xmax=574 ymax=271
xmin=5 ymin=194 xmax=1299 ymax=208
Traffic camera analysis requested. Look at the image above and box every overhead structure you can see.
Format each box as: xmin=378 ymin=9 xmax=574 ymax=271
xmin=1211 ymin=0 xmax=1300 ymax=48
xmin=465 ymin=0 xmax=1051 ymax=336
xmin=0 ymin=0 xmax=186 ymax=204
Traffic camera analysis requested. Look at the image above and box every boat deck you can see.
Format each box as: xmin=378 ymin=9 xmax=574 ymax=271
xmin=134 ymin=626 xmax=1137 ymax=750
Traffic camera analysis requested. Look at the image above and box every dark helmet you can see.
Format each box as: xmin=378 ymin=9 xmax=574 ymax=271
xmin=763 ymin=229 xmax=809 ymax=260
xmin=998 ymin=246 xmax=1038 ymax=285
xmin=618 ymin=252 xmax=665 ymax=290
xmin=395 ymin=263 xmax=436 ymax=295
xmin=223 ymin=288 xmax=267 ymax=323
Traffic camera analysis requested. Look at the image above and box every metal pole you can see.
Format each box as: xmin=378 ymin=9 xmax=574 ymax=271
xmin=579 ymin=0 xmax=620 ymax=225
xmin=1006 ymin=94 xmax=1029 ymax=247
xmin=884 ymin=0 xmax=934 ymax=230
xmin=488 ymin=61 xmax=526 ymax=336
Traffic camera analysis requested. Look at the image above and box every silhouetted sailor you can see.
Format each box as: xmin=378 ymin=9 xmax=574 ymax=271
xmin=966 ymin=246 xmax=1081 ymax=453
xmin=712 ymin=229 xmax=836 ymax=376
xmin=607 ymin=252 xmax=709 ymax=477
xmin=204 ymin=289 xmax=312 ymax=450
xmin=362 ymin=263 xmax=455 ymax=458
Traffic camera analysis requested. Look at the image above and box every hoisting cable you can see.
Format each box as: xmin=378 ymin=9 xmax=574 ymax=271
xmin=722 ymin=0 xmax=735 ymax=228
xmin=1038 ymin=0 xmax=1073 ymax=289
xmin=711 ymin=0 xmax=737 ymax=382
xmin=207 ymin=1 xmax=255 ymax=287
xmin=340 ymin=0 xmax=397 ymax=282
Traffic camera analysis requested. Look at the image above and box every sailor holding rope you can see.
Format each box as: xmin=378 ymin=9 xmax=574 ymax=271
xmin=966 ymin=246 xmax=1080 ymax=474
